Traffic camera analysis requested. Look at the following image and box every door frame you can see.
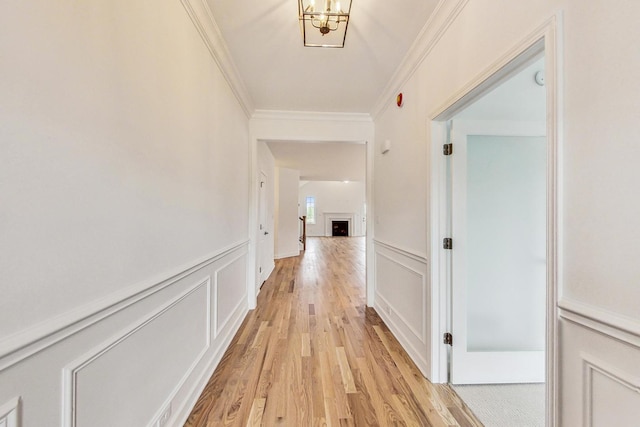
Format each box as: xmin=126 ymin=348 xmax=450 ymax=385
xmin=428 ymin=14 xmax=563 ymax=427
xmin=248 ymin=114 xmax=375 ymax=311
xmin=257 ymin=170 xmax=269 ymax=288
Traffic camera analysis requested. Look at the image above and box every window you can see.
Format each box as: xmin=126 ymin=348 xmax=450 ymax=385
xmin=305 ymin=196 xmax=315 ymax=224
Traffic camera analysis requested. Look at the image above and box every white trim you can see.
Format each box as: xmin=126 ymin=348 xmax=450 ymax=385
xmin=275 ymin=251 xmax=301 ymax=260
xmin=559 ymin=299 xmax=640 ymax=348
xmin=370 ymin=0 xmax=470 ymax=119
xmin=62 ymin=277 xmax=212 ymax=427
xmin=582 ymin=353 xmax=640 ymax=427
xmin=172 ymin=297 xmax=247 ymax=426
xmin=374 ymin=253 xmax=426 ymax=343
xmin=179 ymin=0 xmax=254 ymax=117
xmin=252 ymin=110 xmax=372 ymax=123
xmin=373 ymin=239 xmax=428 ymax=264
xmin=0 ymin=397 xmax=20 ymax=427
xmin=0 ymin=240 xmax=249 ymax=372
xmin=365 ymin=138 xmax=375 ymax=306
xmin=374 ymin=294 xmax=429 ymax=376
xmin=428 ymin=13 xmax=562 ymax=426
xmin=544 ymin=14 xmax=563 ymax=427
xmin=213 ymin=253 xmax=249 ymax=338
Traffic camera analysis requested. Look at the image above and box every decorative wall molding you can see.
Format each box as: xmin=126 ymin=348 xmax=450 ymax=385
xmin=375 ymin=288 xmax=425 ymax=345
xmin=374 ymin=252 xmax=426 ymax=342
xmin=373 ymin=245 xmax=429 ymax=377
xmin=180 ymin=0 xmax=254 ymax=117
xmin=173 ymin=296 xmax=248 ymax=426
xmin=370 ymin=0 xmax=470 ymax=119
xmin=582 ymin=353 xmax=640 ymax=427
xmin=0 ymin=397 xmax=20 ymax=427
xmin=0 ymin=240 xmax=249 ymax=373
xmin=374 ymin=292 xmax=429 ymax=376
xmin=373 ymin=239 xmax=428 ymax=264
xmin=559 ymin=299 xmax=640 ymax=349
xmin=62 ymin=277 xmax=212 ymax=427
xmin=213 ymin=253 xmax=249 ymax=338
xmin=252 ymin=109 xmax=372 ymax=123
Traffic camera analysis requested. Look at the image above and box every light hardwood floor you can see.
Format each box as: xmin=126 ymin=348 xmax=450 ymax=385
xmin=185 ymin=237 xmax=482 ymax=426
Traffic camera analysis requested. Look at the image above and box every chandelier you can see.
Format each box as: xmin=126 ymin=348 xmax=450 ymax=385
xmin=298 ymin=0 xmax=352 ymax=48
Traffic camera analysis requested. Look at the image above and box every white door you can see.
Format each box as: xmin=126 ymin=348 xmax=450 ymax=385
xmin=450 ymin=120 xmax=546 ymax=384
xmin=258 ymin=172 xmax=269 ymax=289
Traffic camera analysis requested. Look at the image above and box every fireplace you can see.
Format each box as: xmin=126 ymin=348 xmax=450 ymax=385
xmin=332 ymin=221 xmax=349 ymax=237
xmin=324 ymin=213 xmax=355 ymax=237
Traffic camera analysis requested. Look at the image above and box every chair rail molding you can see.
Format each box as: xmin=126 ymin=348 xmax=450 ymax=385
xmin=559 ymin=298 xmax=640 ymax=348
xmin=62 ymin=277 xmax=212 ymax=427
xmin=373 ymin=239 xmax=428 ymax=264
xmin=0 ymin=240 xmax=249 ymax=372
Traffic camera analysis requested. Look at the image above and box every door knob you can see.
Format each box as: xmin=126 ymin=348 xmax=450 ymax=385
xmin=264 ymin=231 xmax=269 ymax=235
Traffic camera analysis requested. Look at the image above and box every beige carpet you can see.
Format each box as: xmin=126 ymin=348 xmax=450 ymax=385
xmin=452 ymin=384 xmax=545 ymax=427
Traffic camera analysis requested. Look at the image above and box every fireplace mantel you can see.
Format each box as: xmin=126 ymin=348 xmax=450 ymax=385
xmin=324 ymin=212 xmax=356 ymax=237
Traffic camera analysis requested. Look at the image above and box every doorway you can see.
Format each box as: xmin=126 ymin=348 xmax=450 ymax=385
xmin=257 ymin=171 xmax=269 ymax=291
xmin=431 ymin=35 xmax=559 ymax=426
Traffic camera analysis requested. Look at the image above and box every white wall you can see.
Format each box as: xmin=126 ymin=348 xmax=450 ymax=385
xmin=299 ymin=181 xmax=366 ymax=237
xmin=372 ymin=0 xmax=640 ymax=424
xmin=275 ymin=167 xmax=300 ymax=259
xmin=0 ymin=1 xmax=251 ymax=426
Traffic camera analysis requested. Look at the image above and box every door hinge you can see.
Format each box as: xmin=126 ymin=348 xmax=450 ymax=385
xmin=444 ymin=332 xmax=453 ymax=345
xmin=443 ymin=143 xmax=453 ymax=156
xmin=259 ymin=267 xmax=262 ymax=273
xmin=443 ymin=238 xmax=452 ymax=250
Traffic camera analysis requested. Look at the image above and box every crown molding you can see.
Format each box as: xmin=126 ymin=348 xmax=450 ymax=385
xmin=252 ymin=109 xmax=372 ymax=123
xmin=180 ymin=0 xmax=254 ymax=118
xmin=370 ymin=0 xmax=470 ymax=120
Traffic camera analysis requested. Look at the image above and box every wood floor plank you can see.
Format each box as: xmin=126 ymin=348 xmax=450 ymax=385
xmin=185 ymin=237 xmax=483 ymax=427
xmin=247 ymin=398 xmax=266 ymax=427
xmin=335 ymin=346 xmax=357 ymax=394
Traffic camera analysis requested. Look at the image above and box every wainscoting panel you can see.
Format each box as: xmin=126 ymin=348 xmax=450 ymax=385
xmin=215 ymin=254 xmax=249 ymax=338
xmin=559 ymin=300 xmax=640 ymax=426
xmin=373 ymin=240 xmax=430 ymax=376
xmin=64 ymin=279 xmax=210 ymax=427
xmin=0 ymin=241 xmax=249 ymax=427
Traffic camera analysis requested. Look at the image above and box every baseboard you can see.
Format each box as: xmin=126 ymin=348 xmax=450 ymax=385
xmin=373 ymin=240 xmax=430 ymax=378
xmin=0 ymin=242 xmax=250 ymax=426
xmin=374 ymin=298 xmax=430 ymax=377
xmin=173 ymin=296 xmax=248 ymax=426
xmin=275 ymin=250 xmax=300 ymax=259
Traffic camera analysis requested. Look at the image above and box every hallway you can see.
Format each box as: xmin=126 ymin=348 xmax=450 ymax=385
xmin=185 ymin=237 xmax=481 ymax=426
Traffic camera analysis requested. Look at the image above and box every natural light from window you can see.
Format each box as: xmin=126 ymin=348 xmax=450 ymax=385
xmin=306 ymin=196 xmax=315 ymax=224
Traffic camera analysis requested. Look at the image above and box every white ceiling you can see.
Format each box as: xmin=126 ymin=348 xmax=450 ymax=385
xmin=206 ymin=0 xmax=440 ymax=113
xmin=266 ymin=141 xmax=366 ymax=181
